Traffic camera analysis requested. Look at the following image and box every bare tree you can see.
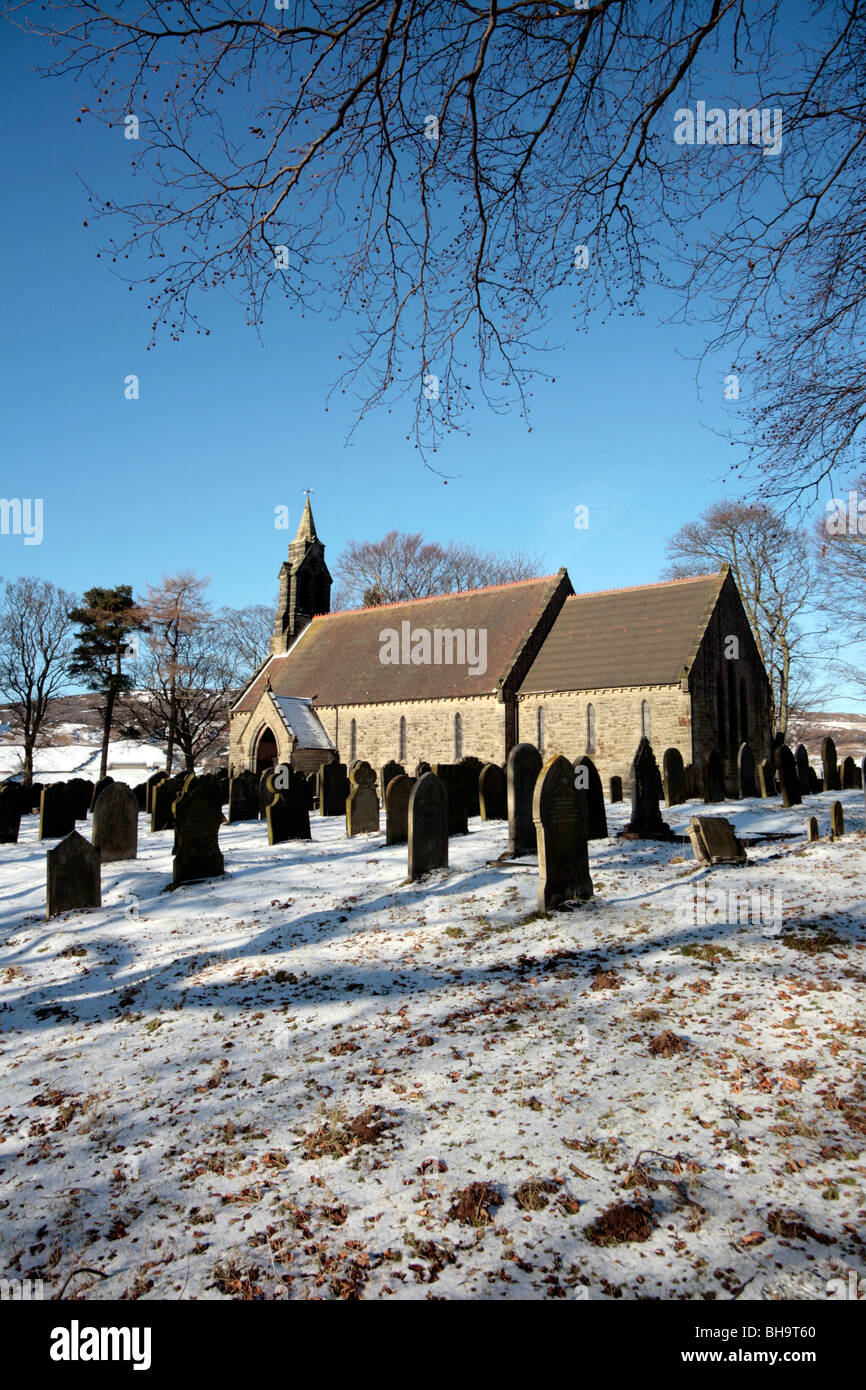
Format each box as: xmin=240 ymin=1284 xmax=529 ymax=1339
xmin=15 ymin=2 xmax=866 ymax=482
xmin=0 ymin=577 xmax=76 ymax=784
xmin=814 ymin=473 xmax=866 ymax=706
xmin=138 ymin=572 xmax=210 ymax=773
xmin=215 ymin=603 xmax=274 ymax=681
xmin=335 ymin=530 xmax=541 ymax=607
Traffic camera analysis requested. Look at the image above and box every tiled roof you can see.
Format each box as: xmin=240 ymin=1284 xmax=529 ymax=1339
xmin=270 ymin=695 xmax=335 ymax=750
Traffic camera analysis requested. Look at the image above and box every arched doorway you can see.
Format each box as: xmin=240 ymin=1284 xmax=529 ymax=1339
xmin=255 ymin=726 xmax=279 ymax=775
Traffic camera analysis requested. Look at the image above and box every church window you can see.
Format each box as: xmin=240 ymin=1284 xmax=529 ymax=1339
xmin=586 ymin=703 xmax=596 ymax=755
xmin=399 ymin=716 xmax=407 ymax=761
xmin=640 ymin=699 xmax=651 ymax=740
xmin=454 ymin=712 xmax=463 ymax=760
xmin=350 ymin=718 xmax=357 ymax=762
xmin=537 ymin=706 xmax=545 ymax=756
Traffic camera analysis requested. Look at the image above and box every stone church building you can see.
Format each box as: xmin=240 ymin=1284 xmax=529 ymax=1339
xmin=229 ymin=500 xmax=773 ymax=795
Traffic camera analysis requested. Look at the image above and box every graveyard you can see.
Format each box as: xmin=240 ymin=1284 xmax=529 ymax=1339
xmin=1 ymin=752 xmax=864 ymax=1301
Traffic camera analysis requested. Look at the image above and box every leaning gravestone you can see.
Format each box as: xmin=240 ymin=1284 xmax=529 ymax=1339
xmin=703 ymin=750 xmax=725 ymax=803
xmin=831 ymin=801 xmax=844 ymax=839
xmin=622 ymin=738 xmax=673 ymax=839
xmin=46 ymin=830 xmax=101 ymax=919
xmin=841 ymin=756 xmax=857 ymax=790
xmin=774 ymin=744 xmax=802 ymax=808
xmin=379 ymin=761 xmax=405 ymax=801
xmin=507 ymin=743 xmax=542 ymax=856
xmin=430 ymin=764 xmax=469 ymax=836
xmin=662 ymin=748 xmax=686 ymax=807
xmin=173 ymin=786 xmax=225 ymax=886
xmin=407 ymin=771 xmax=449 ymax=880
xmin=758 ymin=758 xmax=776 ymax=798
xmin=794 ymin=745 xmax=811 ymax=796
xmin=89 ymin=776 xmax=114 ymax=813
xmin=227 ymin=770 xmax=259 ymax=823
xmin=687 ymin=816 xmax=747 ymax=865
xmin=92 ymin=782 xmax=139 ymax=863
xmin=318 ymin=761 xmax=350 ymax=816
xmin=807 ymin=817 xmax=819 ymax=843
xmin=385 ymin=774 xmax=416 ymax=846
xmin=145 ymin=770 xmax=167 ymax=815
xmin=737 ymin=742 xmax=757 ymax=799
xmin=0 ymin=784 xmax=23 ymax=844
xmin=39 ymin=783 xmax=76 ymax=840
xmin=67 ymin=778 xmax=92 ymax=821
xmin=609 ymin=775 xmax=623 ymax=804
xmin=346 ymin=761 xmax=380 ymax=836
xmin=822 ymin=736 xmax=841 ymax=792
xmin=478 ymin=762 xmax=507 ymax=821
xmin=457 ymin=757 xmax=483 ymax=818
xmin=573 ymin=755 xmax=608 ymax=839
xmin=533 ymin=755 xmax=593 ymax=914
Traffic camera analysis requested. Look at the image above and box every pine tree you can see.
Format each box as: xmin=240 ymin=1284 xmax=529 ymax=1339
xmin=69 ymin=586 xmax=147 ymax=781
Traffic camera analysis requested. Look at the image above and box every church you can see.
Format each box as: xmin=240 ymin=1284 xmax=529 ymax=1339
xmin=229 ymin=499 xmax=773 ymax=796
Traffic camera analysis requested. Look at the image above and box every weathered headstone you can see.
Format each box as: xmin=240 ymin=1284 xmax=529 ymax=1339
xmin=687 ymin=816 xmax=747 ymax=865
xmin=89 ymin=776 xmax=114 ymax=813
xmin=92 ymin=782 xmax=139 ymax=863
xmin=25 ymin=782 xmax=44 ymax=815
xmin=414 ymin=760 xmax=431 ymax=778
xmin=737 ymin=742 xmax=757 ymax=799
xmin=794 ymin=745 xmax=811 ymax=796
xmin=507 ymin=743 xmax=542 ymax=856
xmin=609 ymin=775 xmax=623 ymax=803
xmin=573 ymin=754 xmax=608 ymax=838
xmin=662 ymin=747 xmax=686 ymax=807
xmin=196 ymin=772 xmax=224 ymax=817
xmin=533 ymin=755 xmax=593 ymax=914
xmin=227 ymin=770 xmax=259 ymax=824
xmin=821 ymin=736 xmax=841 ymax=792
xmin=266 ymin=772 xmax=311 ymax=844
xmin=152 ymin=773 xmax=184 ymax=832
xmin=703 ymin=750 xmax=725 ymax=803
xmin=0 ymin=784 xmax=23 ymax=843
xmin=39 ymin=783 xmax=75 ymax=840
xmin=855 ymin=762 xmax=863 ymax=792
xmin=132 ymin=782 xmax=147 ymax=812
xmin=758 ymin=758 xmax=776 ymax=798
xmin=380 ymin=760 xmax=405 ymax=801
xmin=173 ymin=785 xmax=225 ymax=886
xmin=774 ymin=744 xmax=802 ymax=808
xmin=385 ymin=774 xmax=416 ymax=845
xmin=806 ymin=816 xmax=819 ymax=843
xmin=622 ymin=738 xmax=673 ymax=839
xmin=684 ymin=764 xmax=698 ymax=800
xmin=478 ymin=762 xmax=507 ymax=820
xmin=346 ymin=761 xmax=380 ymax=836
xmin=457 ymin=756 xmax=483 ymax=818
xmin=407 ymin=771 xmax=449 ymax=879
xmin=831 ymin=800 xmax=844 ymax=839
xmin=430 ymin=764 xmax=469 ymax=836
xmin=145 ymin=770 xmax=167 ymax=815
xmin=67 ymin=778 xmax=93 ymax=821
xmin=318 ymin=761 xmax=350 ymax=816
xmin=841 ymin=755 xmax=856 ymax=790
xmin=809 ymin=768 xmax=820 ymax=795
xmin=46 ymin=831 xmax=101 ymax=919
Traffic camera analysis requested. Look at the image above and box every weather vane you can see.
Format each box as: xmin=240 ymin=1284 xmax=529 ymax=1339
xmin=303 ymin=488 xmax=314 ymax=499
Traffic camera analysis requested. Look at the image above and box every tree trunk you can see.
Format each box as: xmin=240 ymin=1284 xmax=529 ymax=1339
xmin=100 ymin=685 xmax=118 ymax=781
xmin=22 ymin=736 xmax=34 ymax=786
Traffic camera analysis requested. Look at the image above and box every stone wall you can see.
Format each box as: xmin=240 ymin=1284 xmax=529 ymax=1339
xmin=314 ymin=694 xmax=507 ymax=770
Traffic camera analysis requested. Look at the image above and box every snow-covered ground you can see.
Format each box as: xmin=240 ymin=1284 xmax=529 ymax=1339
xmin=0 ymin=740 xmax=164 ymax=785
xmin=0 ymin=791 xmax=864 ymax=1301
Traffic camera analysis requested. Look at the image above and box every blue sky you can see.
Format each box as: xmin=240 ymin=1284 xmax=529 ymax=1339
xmin=1 ymin=14 xmax=845 ymax=700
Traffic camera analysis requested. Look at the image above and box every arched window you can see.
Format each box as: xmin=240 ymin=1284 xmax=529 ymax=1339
xmin=454 ymin=712 xmax=463 ymax=760
xmin=350 ymin=718 xmax=357 ymax=762
xmin=640 ymin=699 xmax=651 ymax=741
xmin=586 ymin=703 xmax=596 ymax=756
xmin=537 ymin=706 xmax=545 ymax=756
xmin=399 ymin=716 xmax=407 ymax=761
xmin=739 ymin=678 xmax=748 ymax=744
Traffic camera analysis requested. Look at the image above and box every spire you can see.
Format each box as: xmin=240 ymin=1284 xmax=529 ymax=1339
xmin=270 ymin=494 xmax=332 ymax=655
xmin=294 ymin=493 xmax=318 ymax=545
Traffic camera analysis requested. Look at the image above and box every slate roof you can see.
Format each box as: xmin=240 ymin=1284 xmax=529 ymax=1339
xmin=518 ymin=572 xmax=725 ymax=693
xmin=270 ymin=695 xmax=335 ymax=750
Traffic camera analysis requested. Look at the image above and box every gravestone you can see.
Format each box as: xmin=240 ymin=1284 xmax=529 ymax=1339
xmin=380 ymin=760 xmax=405 ymax=801
xmin=821 ymin=736 xmax=841 ymax=792
xmin=173 ymin=785 xmax=225 ymax=886
xmin=217 ymin=769 xmax=230 ymax=806
xmin=478 ymin=763 xmax=507 ymax=821
xmin=662 ymin=747 xmax=686 ymax=807
xmin=684 ymin=764 xmax=698 ymax=800
xmin=132 ymin=782 xmax=147 ymax=813
xmin=831 ymin=801 xmax=844 ymax=839
xmin=807 ymin=817 xmax=819 ymax=843
xmin=407 ymin=772 xmax=449 ymax=879
xmin=227 ymin=770 xmax=259 ymax=824
xmin=196 ymin=772 xmax=224 ymax=817
xmin=687 ymin=816 xmax=747 ymax=865
xmin=430 ymin=764 xmax=469 ymax=836
xmin=151 ymin=773 xmax=183 ymax=832
xmin=145 ymin=770 xmax=167 ymax=815
xmin=46 ymin=831 xmax=101 ymax=919
xmin=0 ymin=784 xmax=23 ymax=843
xmin=573 ymin=755 xmax=608 ymax=839
xmin=609 ymin=775 xmax=623 ymax=803
xmin=346 ymin=761 xmax=380 ymax=836
xmin=266 ymin=773 xmax=312 ymax=844
xmin=92 ymin=782 xmax=139 ymax=863
xmin=457 ymin=757 xmax=483 ymax=818
xmin=533 ymin=755 xmax=593 ymax=914
xmin=385 ymin=774 xmax=416 ymax=845
xmin=622 ymin=738 xmax=673 ymax=839
xmin=295 ymin=770 xmax=316 ymax=811
xmin=414 ymin=760 xmax=431 ymax=778
xmin=318 ymin=761 xmax=350 ymax=816
xmin=841 ymin=756 xmax=856 ymax=790
xmin=703 ymin=750 xmax=725 ymax=803
xmin=507 ymin=743 xmax=542 ymax=856
xmin=39 ymin=783 xmax=75 ymax=840
xmin=855 ymin=763 xmax=863 ymax=792
xmin=809 ymin=768 xmax=820 ymax=795
xmin=67 ymin=778 xmax=93 ymax=821
xmin=758 ymin=759 xmax=776 ymax=798
xmin=737 ymin=742 xmax=757 ymax=799
xmin=25 ymin=782 xmax=44 ymax=815
xmin=89 ymin=776 xmax=114 ymax=813
xmin=774 ymin=744 xmax=802 ymax=808
xmin=794 ymin=745 xmax=811 ymax=797
xmin=259 ymin=765 xmax=282 ymax=819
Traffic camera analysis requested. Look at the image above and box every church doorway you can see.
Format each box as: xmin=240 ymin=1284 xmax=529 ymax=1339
xmin=255 ymin=726 xmax=279 ymax=775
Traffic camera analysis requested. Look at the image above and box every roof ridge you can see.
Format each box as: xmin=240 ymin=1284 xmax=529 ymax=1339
xmin=314 ymin=572 xmax=559 ymax=619
xmin=567 ymin=571 xmax=721 ymax=601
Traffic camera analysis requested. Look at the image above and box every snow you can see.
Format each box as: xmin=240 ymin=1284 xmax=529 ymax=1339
xmin=1 ymin=790 xmax=864 ymax=1301
xmin=0 ymin=741 xmax=164 ymax=785
xmin=270 ymin=696 xmax=335 ymax=752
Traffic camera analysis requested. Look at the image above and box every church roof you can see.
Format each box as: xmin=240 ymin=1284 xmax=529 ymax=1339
xmin=519 ymin=571 xmax=725 ymax=693
xmin=269 ymin=694 xmax=335 ymax=750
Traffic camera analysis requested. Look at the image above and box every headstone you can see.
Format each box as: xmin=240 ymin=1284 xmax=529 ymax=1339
xmin=266 ymin=772 xmax=312 ymax=844
xmin=831 ymin=801 xmax=844 ymax=839
xmin=0 ymin=784 xmax=23 ymax=843
xmin=173 ymin=786 xmax=225 ymax=886
xmin=196 ymin=772 xmax=224 ymax=817
xmin=794 ymin=745 xmax=811 ymax=796
xmin=662 ymin=748 xmax=686 ymax=807
xmin=854 ymin=763 xmax=863 ymax=792
xmin=92 ymin=782 xmax=139 ymax=863
xmin=145 ymin=770 xmax=167 ymax=815
xmin=533 ymin=755 xmax=593 ymax=914
xmin=806 ymin=817 xmax=819 ymax=843
xmin=507 ymin=743 xmax=542 ymax=856
xmin=478 ymin=762 xmax=507 ymax=820
xmin=89 ymin=776 xmax=114 ymax=813
xmin=430 ymin=764 xmax=469 ymax=836
xmin=861 ymin=755 xmax=866 ymax=802
xmin=346 ymin=761 xmax=380 ymax=836
xmin=573 ymin=755 xmax=608 ymax=838
xmin=737 ymin=742 xmax=757 ymax=799
xmin=758 ymin=758 xmax=776 ymax=798
xmin=821 ymin=736 xmax=841 ymax=792
xmin=26 ymin=782 xmax=44 ymax=815
xmin=132 ymin=782 xmax=147 ymax=812
xmin=46 ymin=831 xmax=101 ymax=919
xmin=684 ymin=764 xmax=698 ymax=800
xmin=457 ymin=756 xmax=483 ymax=817
xmin=385 ymin=774 xmax=416 ymax=845
xmin=152 ymin=773 xmax=184 ymax=831
xmin=67 ymin=778 xmax=93 ymax=821
xmin=414 ymin=760 xmax=431 ymax=778
xmin=702 ymin=750 xmax=725 ymax=803
xmin=809 ymin=768 xmax=820 ymax=795
xmin=687 ymin=816 xmax=747 ymax=865
xmin=841 ymin=756 xmax=856 ymax=790
xmin=259 ymin=765 xmax=284 ymax=819
xmin=407 ymin=771 xmax=449 ymax=879
xmin=217 ymin=769 xmax=230 ymax=806
xmin=622 ymin=738 xmax=673 ymax=839
xmin=318 ymin=761 xmax=350 ymax=816
xmin=227 ymin=770 xmax=259 ymax=823
xmin=39 ymin=783 xmax=75 ymax=840
xmin=609 ymin=775 xmax=623 ymax=803
xmin=380 ymin=761 xmax=405 ymax=800
xmin=295 ymin=770 xmax=316 ymax=811
xmin=774 ymin=744 xmax=802 ymax=808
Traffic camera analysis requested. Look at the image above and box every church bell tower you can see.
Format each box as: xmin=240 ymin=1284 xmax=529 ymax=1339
xmin=270 ymin=494 xmax=332 ymax=654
